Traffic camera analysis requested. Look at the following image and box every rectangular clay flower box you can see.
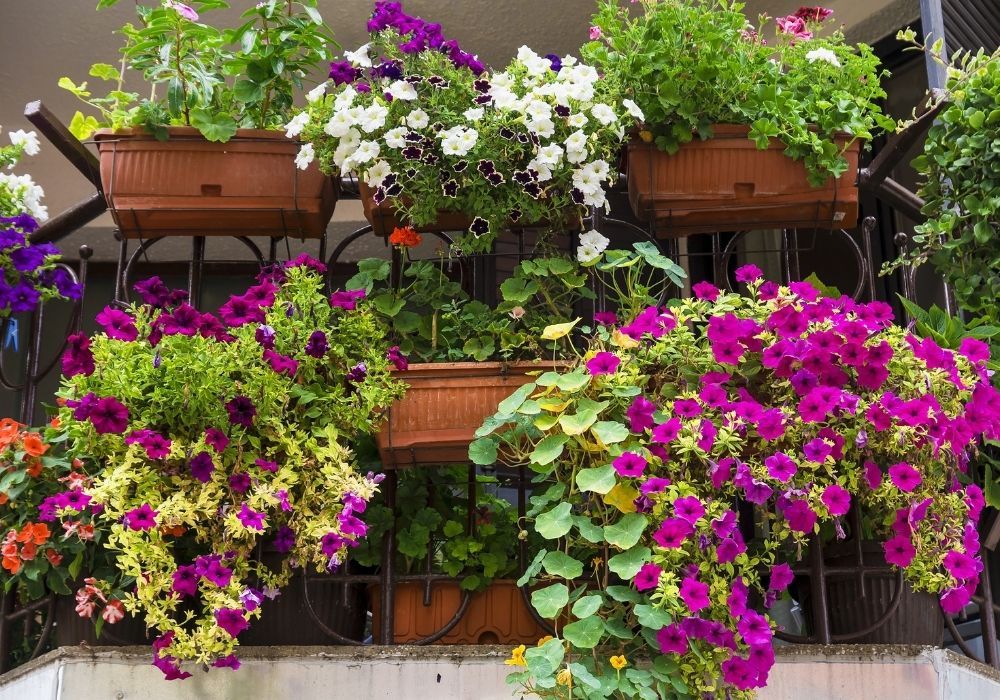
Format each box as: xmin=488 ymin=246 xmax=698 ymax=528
xmin=627 ymin=125 xmax=860 ymax=235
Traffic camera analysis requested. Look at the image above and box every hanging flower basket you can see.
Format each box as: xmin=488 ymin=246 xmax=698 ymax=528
xmin=370 ymin=579 xmax=547 ymax=644
xmin=626 ymin=125 xmax=860 ymax=235
xmin=377 ymin=361 xmax=556 ymax=468
xmin=94 ymin=127 xmax=338 ymax=239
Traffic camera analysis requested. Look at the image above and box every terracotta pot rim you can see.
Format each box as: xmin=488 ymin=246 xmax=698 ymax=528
xmin=93 ymin=126 xmax=293 ymax=142
xmin=391 ymin=359 xmax=570 ymax=378
xmin=629 ymin=124 xmax=860 ymax=147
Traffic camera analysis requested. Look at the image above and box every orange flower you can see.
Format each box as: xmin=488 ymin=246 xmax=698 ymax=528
xmin=49 ymin=417 xmax=60 ymax=429
xmin=388 ymin=226 xmax=422 ymax=248
xmin=17 ymin=523 xmax=50 ymax=545
xmin=2 ymin=556 xmax=21 ymax=574
xmin=0 ymin=418 xmax=20 ymax=443
xmin=45 ymin=549 xmax=63 ymax=567
xmin=21 ymin=433 xmax=47 ymax=457
xmin=161 ymin=525 xmax=187 ymax=538
xmin=20 ymin=540 xmax=37 ymax=561
xmin=0 ymin=493 xmax=8 ymax=506
xmin=26 ymin=460 xmax=43 ymax=478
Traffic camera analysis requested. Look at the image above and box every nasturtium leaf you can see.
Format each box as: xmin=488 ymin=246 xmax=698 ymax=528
xmin=535 ymin=502 xmax=573 ymax=539
xmin=498 ymin=383 xmax=536 ymax=415
xmin=543 ymin=551 xmax=584 ymax=579
xmin=531 ymin=434 xmax=568 ymax=466
xmin=604 ymin=483 xmax=639 ymax=513
xmin=604 ymin=513 xmax=648 ymax=549
xmin=531 ymin=583 xmax=569 ymax=619
xmin=568 ymin=663 xmax=603 ymax=690
xmin=556 ymin=371 xmax=591 ymax=392
xmin=573 ymin=515 xmax=605 ymax=543
xmin=591 ymin=420 xmax=629 ymax=445
xmin=525 ymin=637 xmax=566 ymax=678
xmin=468 ymin=438 xmax=497 ymax=466
xmin=559 ymin=407 xmax=599 ymax=436
xmin=517 ymin=549 xmax=548 ymax=587
xmin=608 ymin=545 xmax=650 ymax=579
xmin=571 ymin=594 xmax=603 ymax=619
xmin=605 ymin=614 xmax=633 ymax=639
xmin=535 ymin=371 xmax=561 ymax=387
xmin=562 ymin=617 xmax=604 ymax=649
xmin=517 ymin=399 xmax=541 ymax=415
xmin=541 ymin=318 xmax=579 ymax=340
xmin=533 ymin=414 xmax=559 ymax=431
xmin=605 ymin=585 xmax=643 ymax=603
xmin=634 ymin=604 xmax=672 ymax=630
xmin=575 ymin=464 xmax=617 ymax=494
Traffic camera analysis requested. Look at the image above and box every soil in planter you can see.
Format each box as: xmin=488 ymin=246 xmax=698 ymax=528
xmin=823 ymin=542 xmax=944 ymax=646
xmin=370 ymin=579 xmax=549 ymax=645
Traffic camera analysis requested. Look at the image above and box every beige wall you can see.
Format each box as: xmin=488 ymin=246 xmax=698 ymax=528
xmin=0 ymin=0 xmax=917 ymax=245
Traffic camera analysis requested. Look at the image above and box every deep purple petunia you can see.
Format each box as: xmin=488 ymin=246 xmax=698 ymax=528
xmin=657 ymin=623 xmax=688 ymax=655
xmin=673 ymin=496 xmax=705 ymax=524
xmin=189 ymin=451 xmax=215 ymax=483
xmin=305 ymin=330 xmax=329 ymax=358
xmin=255 ymin=324 xmax=276 ymax=350
xmin=205 ymin=427 xmax=229 ymax=452
xmin=634 ymin=562 xmax=662 ymax=592
xmin=228 ymin=472 xmax=251 ymax=494
xmin=214 ymin=608 xmax=249 ymax=637
xmin=330 ymin=289 xmax=366 ymax=310
xmin=212 ymin=655 xmax=241 ymax=670
xmin=883 ymin=534 xmax=916 ymax=568
xmin=346 ymin=362 xmax=368 ymax=383
xmin=89 ymin=396 xmax=129 ymax=434
xmin=218 ymin=295 xmax=265 ymax=327
xmin=764 ymin=453 xmax=797 ymax=482
xmin=768 ymin=563 xmax=795 ymax=592
xmin=255 ymin=458 xmax=279 ymax=473
xmin=783 ymin=500 xmax=817 ymax=533
xmin=386 ymin=345 xmax=409 ymax=371
xmin=273 ymin=525 xmax=296 ymax=553
xmin=172 ymin=565 xmax=199 ymax=597
xmin=236 ymin=503 xmax=266 ymax=531
xmin=61 ymin=333 xmax=95 ymax=377
xmin=225 ymin=396 xmax=256 ymax=428
xmin=263 ymin=349 xmax=298 ymax=377
xmin=158 ymin=303 xmax=202 ymax=336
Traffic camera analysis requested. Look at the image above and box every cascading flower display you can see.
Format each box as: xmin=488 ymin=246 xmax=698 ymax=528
xmin=55 ymin=262 xmax=403 ymax=677
xmin=476 ymin=263 xmax=998 ymax=698
xmin=293 ymin=1 xmax=629 ymax=252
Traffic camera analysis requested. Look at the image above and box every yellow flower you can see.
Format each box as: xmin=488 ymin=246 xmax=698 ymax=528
xmin=639 ymin=130 xmax=654 ymax=143
xmin=536 ymin=635 xmax=554 ymax=647
xmin=610 ymin=655 xmax=628 ymax=671
xmin=505 ymin=644 xmax=527 ymax=667
xmin=557 ymin=668 xmax=573 ymax=687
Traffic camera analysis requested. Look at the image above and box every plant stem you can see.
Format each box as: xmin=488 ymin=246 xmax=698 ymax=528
xmin=175 ymin=23 xmax=190 ymax=124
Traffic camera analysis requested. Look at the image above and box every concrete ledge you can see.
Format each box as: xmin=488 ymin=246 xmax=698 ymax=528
xmin=2 ymin=644 xmax=998 ymax=699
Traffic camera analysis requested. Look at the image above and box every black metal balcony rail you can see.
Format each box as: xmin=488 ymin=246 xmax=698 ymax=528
xmin=1 ymin=96 xmax=997 ymax=675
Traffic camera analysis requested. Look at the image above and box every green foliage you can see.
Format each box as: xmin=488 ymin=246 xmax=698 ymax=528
xmin=584 ymin=0 xmax=894 ymax=185
xmin=61 ymin=1 xmax=335 ymax=140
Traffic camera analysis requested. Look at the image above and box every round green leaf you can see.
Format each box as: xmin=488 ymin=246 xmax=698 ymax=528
xmin=604 ymin=513 xmax=648 ymax=549
xmin=531 ymin=583 xmax=569 ymax=619
xmin=562 ymin=616 xmax=605 ymax=649
xmin=571 ymin=594 xmax=603 ymax=619
xmin=542 ymin=551 xmax=584 ymax=579
xmin=575 ymin=464 xmax=616 ymax=494
xmin=607 ymin=545 xmax=650 ymax=579
xmin=535 ymin=502 xmax=573 ymax=539
xmin=468 ymin=438 xmax=497 ymax=466
xmin=591 ymin=420 xmax=629 ymax=445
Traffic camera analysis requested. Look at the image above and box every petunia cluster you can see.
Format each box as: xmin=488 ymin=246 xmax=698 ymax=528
xmin=293 ymin=1 xmax=630 ymax=252
xmin=55 ymin=262 xmax=404 ymax=676
xmin=486 ymin=265 xmax=998 ymax=698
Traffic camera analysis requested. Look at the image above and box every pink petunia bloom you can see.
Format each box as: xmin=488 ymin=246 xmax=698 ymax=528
xmin=214 ymin=608 xmax=249 ymax=637
xmin=124 ymin=503 xmax=157 ymax=531
xmin=652 ymin=517 xmax=693 ymax=549
xmin=722 ymin=656 xmax=759 ymax=691
xmin=634 ymin=562 xmax=662 ymax=592
xmin=166 ymin=1 xmax=199 ymax=21
xmin=769 ymin=563 xmax=795 ymax=592
xmin=678 ymin=576 xmax=710 ymax=612
xmin=883 ymin=534 xmax=916 ymax=568
xmin=737 ymin=610 xmax=772 ymax=647
xmin=940 ymin=585 xmax=971 ymax=614
xmin=888 ymin=462 xmax=922 ymax=492
xmin=674 ymin=496 xmax=706 ymax=524
xmin=821 ymin=484 xmax=851 ymax=516
xmin=784 ymin=500 xmax=817 ymax=533
xmin=612 ymin=451 xmax=647 ymax=478
xmin=734 ymin=264 xmax=763 ymax=284
xmin=692 ymin=280 xmax=720 ymax=301
xmin=585 ymin=351 xmax=621 ymax=376
xmin=765 ymin=452 xmax=797 ymax=482
xmin=943 ymin=550 xmax=980 ymax=581
xmin=626 ymin=396 xmax=656 ymax=433
xmin=756 ymin=408 xmax=786 ymax=441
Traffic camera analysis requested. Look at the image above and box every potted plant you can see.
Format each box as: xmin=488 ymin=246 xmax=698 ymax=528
xmin=346 ymin=232 xmax=685 ymax=467
xmin=584 ymin=2 xmax=895 ymax=234
xmin=295 ymin=1 xmax=628 ymax=252
xmin=474 ymin=263 xmax=997 ymax=697
xmin=0 ymin=128 xmax=81 ymax=318
xmin=53 ymin=259 xmax=403 ymax=677
xmin=352 ymin=465 xmax=547 ymax=644
xmin=61 ymin=1 xmax=339 ymax=239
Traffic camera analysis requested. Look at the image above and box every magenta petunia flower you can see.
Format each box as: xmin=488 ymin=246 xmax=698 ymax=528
xmin=89 ymin=396 xmax=130 ymax=434
xmin=214 ymin=608 xmax=249 ymax=638
xmin=887 ymin=462 xmax=922 ymax=492
xmin=594 ymin=311 xmax=618 ymax=326
xmin=711 ymin=509 xmax=738 ymax=538
xmin=783 ymin=500 xmax=817 ymax=533
xmin=650 ymin=417 xmax=682 ymax=444
xmin=737 ymin=610 xmax=772 ymax=647
xmin=586 ymin=351 xmax=621 ymax=376
xmin=62 ymin=333 xmax=95 ymax=377
xmin=802 ymin=437 xmax=833 ymax=463
xmin=330 ymin=289 xmax=366 ymax=310
xmin=959 ymin=337 xmax=990 ymax=365
xmin=386 ymin=345 xmax=409 ymax=371
xmin=728 ymin=577 xmax=749 ymax=617
xmin=940 ymin=585 xmax=971 ymax=614
xmin=346 ymin=362 xmax=368 ymax=383
xmin=96 ymin=306 xmax=139 ymax=342
xmin=218 ymin=295 xmax=265 ymax=327
xmin=640 ymin=477 xmax=671 ymax=495
xmin=765 ymin=453 xmax=797 ymax=482
xmin=755 ymin=408 xmax=786 ymax=441
xmin=255 ymin=324 xmax=276 ymax=349
xmin=734 ymin=264 xmax=763 ymax=284
xmin=716 ymin=537 xmax=743 ymax=563
xmin=197 ymin=556 xmax=233 ymax=588
xmin=255 ymin=458 xmax=279 ymax=473
xmin=657 ymin=623 xmax=688 ymax=655
xmin=225 ymin=395 xmax=256 ymax=427
xmin=612 ymin=451 xmax=647 ymax=478
xmin=652 ymin=517 xmax=693 ymax=549
xmin=212 ymin=655 xmax=241 ymax=670
xmin=634 ymin=562 xmax=662 ymax=592
xmin=263 ymin=349 xmax=299 ymax=377
xmin=626 ymin=396 xmax=656 ymax=433
xmin=228 ymin=472 xmax=251 ymax=494
xmin=883 ymin=534 xmax=916 ymax=568
xmin=942 ymin=550 xmax=979 ymax=581
xmin=321 ymin=531 xmax=346 ymax=557
xmin=768 ymin=563 xmax=794 ymax=592
xmin=124 ymin=503 xmax=157 ymax=531
xmin=679 ymin=576 xmax=710 ymax=612
xmin=236 ymin=503 xmax=266 ymax=531
xmin=692 ymin=280 xmax=720 ymax=301
xmin=673 ymin=496 xmax=705 ymax=524
xmin=205 ymin=427 xmax=229 ymax=452
xmin=721 ymin=656 xmax=758 ymax=691
xmin=189 ymin=451 xmax=215 ymax=483
xmin=157 ymin=303 xmax=202 ymax=336
xmin=286 ymin=253 xmax=328 ymax=274
xmin=172 ymin=565 xmax=199 ymax=598
xmin=821 ymin=484 xmax=851 ymax=516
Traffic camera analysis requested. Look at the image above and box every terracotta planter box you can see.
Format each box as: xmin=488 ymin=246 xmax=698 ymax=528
xmin=627 ymin=125 xmax=860 ymax=235
xmin=370 ymin=579 xmax=548 ymax=644
xmin=95 ymin=127 xmax=338 ymax=239
xmin=377 ymin=361 xmax=554 ymax=468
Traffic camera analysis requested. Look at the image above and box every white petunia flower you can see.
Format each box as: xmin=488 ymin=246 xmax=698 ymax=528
xmin=805 ymin=47 xmax=841 ymax=67
xmin=406 ymin=109 xmax=429 ymax=129
xmin=359 ymin=104 xmax=388 ymax=133
xmin=527 ymin=117 xmax=555 ymax=138
xmin=365 ymin=160 xmax=393 ymax=188
xmin=622 ymin=99 xmax=645 ymax=122
xmin=567 ymin=113 xmax=588 ymax=128
xmin=344 ymin=43 xmax=372 ymax=68
xmin=578 ymin=229 xmax=610 ymax=253
xmin=577 ymin=243 xmax=601 ymax=264
xmin=490 ymin=87 xmax=519 ymax=110
xmin=525 ymin=100 xmax=552 ymax=122
xmin=334 ymin=86 xmax=357 ymax=111
xmin=384 ymin=127 xmax=409 ymax=149
xmin=294 ymin=143 xmax=315 ymax=170
xmin=440 ymin=126 xmax=478 ymax=156
xmin=590 ymin=103 xmax=617 ymax=126
xmin=564 ymin=130 xmax=588 ymax=152
xmin=388 ymin=80 xmax=418 ymax=101
xmin=284 ymin=112 xmax=310 ymax=139
xmin=516 ymin=45 xmax=551 ymax=76
xmin=324 ymin=109 xmax=356 ymax=138
xmin=346 ymin=140 xmax=380 ymax=170
xmin=463 ymin=107 xmax=484 ymax=122
xmin=528 ymin=161 xmax=553 ymax=182
xmin=566 ymin=148 xmax=587 ymax=165
xmin=535 ymin=144 xmax=564 ymax=167
xmin=0 ymin=172 xmax=46 ymax=220
xmin=306 ymin=81 xmax=329 ymax=103
xmin=9 ymin=130 xmax=40 ymax=157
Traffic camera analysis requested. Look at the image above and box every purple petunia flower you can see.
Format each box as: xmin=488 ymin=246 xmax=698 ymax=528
xmin=218 ymin=295 xmax=265 ymax=327
xmin=236 ymin=503 xmax=266 ymax=531
xmin=189 ymin=451 xmax=215 ymax=483
xmin=305 ymin=330 xmax=329 ymax=358
xmin=942 ymin=550 xmax=979 ymax=581
xmin=657 ymin=623 xmax=688 ymax=655
xmin=673 ymin=496 xmax=705 ymax=524
xmin=89 ymin=396 xmax=129 ymax=434
xmin=263 ymin=349 xmax=298 ymax=377
xmin=62 ymin=333 xmax=95 ymax=377
xmin=255 ymin=458 xmax=279 ymax=473
xmin=883 ymin=534 xmax=916 ymax=568
xmin=212 ymin=655 xmax=241 ymax=671
xmin=157 ymin=303 xmax=202 ymax=336
xmin=586 ymin=351 xmax=620 ymax=376
xmin=678 ymin=576 xmax=710 ymax=612
xmin=255 ymin=324 xmax=276 ymax=350
xmin=612 ymin=451 xmax=646 ymax=478
xmin=692 ymin=280 xmax=720 ymax=301
xmin=346 ymin=362 xmax=368 ymax=383
xmin=888 ymin=462 xmax=922 ymax=492
xmin=652 ymin=517 xmax=693 ymax=549
xmin=634 ymin=562 xmax=662 ymax=592
xmin=769 ymin=563 xmax=795 ymax=592
xmin=228 ymin=472 xmax=251 ymax=494
xmin=205 ymin=427 xmax=229 ymax=452
xmin=225 ymin=396 xmax=256 ymax=428
xmin=386 ymin=346 xmax=409 ymax=371
xmin=124 ymin=503 xmax=158 ymax=531
xmin=214 ymin=608 xmax=249 ymax=638
xmin=734 ymin=264 xmax=763 ymax=284
xmin=626 ymin=396 xmax=656 ymax=433
xmin=273 ymin=525 xmax=296 ymax=553
xmin=172 ymin=565 xmax=199 ymax=597
xmin=765 ymin=453 xmax=797 ymax=482
xmin=95 ymin=306 xmax=138 ymax=341
xmin=783 ymin=500 xmax=817 ymax=533
xmin=330 ymin=289 xmax=366 ymax=310
xmin=821 ymin=484 xmax=851 ymax=516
